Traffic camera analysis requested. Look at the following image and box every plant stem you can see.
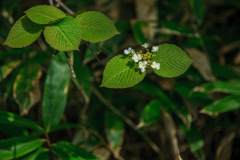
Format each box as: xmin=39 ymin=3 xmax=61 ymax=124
xmin=84 ymin=41 xmax=105 ymax=66
xmin=48 ymin=0 xmax=54 ymax=6
xmin=64 ymin=51 xmax=76 ymax=78
xmin=91 ymin=86 xmax=164 ymax=160
xmin=56 ymin=0 xmax=75 ymax=16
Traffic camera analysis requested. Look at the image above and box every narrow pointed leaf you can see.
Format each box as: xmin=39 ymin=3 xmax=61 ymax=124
xmin=101 ymin=54 xmax=146 ymax=88
xmin=104 ymin=111 xmax=124 ymax=155
xmin=51 ymin=141 xmax=98 ymax=160
xmin=44 ymin=17 xmax=81 ymax=51
xmin=152 ymin=44 xmax=192 ymax=78
xmin=42 ymin=52 xmax=71 ymax=132
xmin=0 ymin=137 xmax=45 ymax=160
xmin=3 ymin=15 xmax=43 ymax=48
xmin=0 ymin=60 xmax=21 ymax=82
xmin=25 ymin=5 xmax=66 ymax=24
xmin=193 ymin=81 xmax=240 ymax=94
xmin=75 ymin=11 xmax=119 ymax=42
xmin=0 ymin=110 xmax=43 ymax=131
xmin=201 ymin=95 xmax=240 ymax=116
xmin=13 ymin=65 xmax=42 ymax=115
xmin=20 ymin=148 xmax=48 ymax=160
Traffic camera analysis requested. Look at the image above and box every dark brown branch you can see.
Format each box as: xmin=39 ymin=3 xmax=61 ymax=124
xmin=84 ymin=41 xmax=105 ymax=66
xmin=52 ymin=50 xmax=60 ymax=57
xmin=64 ymin=51 xmax=76 ymax=78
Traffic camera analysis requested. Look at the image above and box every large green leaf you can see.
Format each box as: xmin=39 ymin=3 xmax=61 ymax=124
xmin=193 ymin=81 xmax=240 ymax=94
xmin=189 ymin=0 xmax=205 ymax=22
xmin=104 ymin=111 xmax=124 ymax=153
xmin=13 ymin=65 xmax=42 ymax=115
xmin=51 ymin=141 xmax=98 ymax=160
xmin=44 ymin=16 xmax=81 ymax=51
xmin=141 ymin=100 xmax=161 ymax=124
xmin=0 ymin=60 xmax=21 ymax=82
xmin=20 ymin=147 xmax=48 ymax=160
xmin=0 ymin=137 xmax=45 ymax=160
xmin=152 ymin=44 xmax=192 ymax=78
xmin=25 ymin=5 xmax=66 ymax=25
xmin=75 ymin=11 xmax=119 ymax=42
xmin=201 ymin=95 xmax=240 ymax=116
xmin=42 ymin=52 xmax=71 ymax=132
xmin=3 ymin=15 xmax=43 ymax=48
xmin=101 ymin=54 xmax=146 ymax=88
xmin=0 ymin=110 xmax=43 ymax=131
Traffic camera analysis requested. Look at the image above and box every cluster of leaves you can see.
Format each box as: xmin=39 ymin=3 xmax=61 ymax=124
xmin=1 ymin=0 xmax=240 ymax=160
xmin=3 ymin=5 xmax=119 ymax=51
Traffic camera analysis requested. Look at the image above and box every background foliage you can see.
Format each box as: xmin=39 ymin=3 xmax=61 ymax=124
xmin=1 ymin=0 xmax=240 ymax=160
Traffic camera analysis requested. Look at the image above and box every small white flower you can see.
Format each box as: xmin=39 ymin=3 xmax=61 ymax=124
xmin=132 ymin=54 xmax=142 ymax=62
xmin=124 ymin=47 xmax=134 ymax=55
xmin=151 ymin=46 xmax=159 ymax=52
xmin=142 ymin=43 xmax=149 ymax=48
xmin=151 ymin=61 xmax=160 ymax=70
xmin=139 ymin=61 xmax=147 ymax=72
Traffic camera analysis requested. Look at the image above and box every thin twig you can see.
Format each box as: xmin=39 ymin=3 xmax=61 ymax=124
xmin=64 ymin=51 xmax=76 ymax=78
xmin=91 ymin=86 xmax=164 ymax=160
xmin=84 ymin=41 xmax=105 ymax=66
xmin=55 ymin=0 xmax=61 ymax=8
xmin=52 ymin=50 xmax=60 ymax=57
xmin=48 ymin=0 xmax=54 ymax=6
xmin=57 ymin=1 xmax=75 ymax=16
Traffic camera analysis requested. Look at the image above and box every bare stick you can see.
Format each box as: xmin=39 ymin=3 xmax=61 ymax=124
xmin=48 ymin=0 xmax=54 ymax=6
xmin=64 ymin=51 xmax=76 ymax=78
xmin=53 ymin=50 xmax=60 ymax=57
xmin=56 ymin=0 xmax=61 ymax=7
xmin=58 ymin=1 xmax=75 ymax=16
xmin=84 ymin=41 xmax=105 ymax=66
xmin=91 ymin=86 xmax=164 ymax=160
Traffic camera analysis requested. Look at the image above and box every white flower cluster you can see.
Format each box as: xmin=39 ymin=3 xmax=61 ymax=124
xmin=124 ymin=43 xmax=161 ymax=72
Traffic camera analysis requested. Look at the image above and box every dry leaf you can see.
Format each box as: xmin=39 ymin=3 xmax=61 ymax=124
xmin=162 ymin=110 xmax=180 ymax=160
xmin=185 ymin=48 xmax=216 ymax=82
xmin=215 ymin=133 xmax=235 ymax=160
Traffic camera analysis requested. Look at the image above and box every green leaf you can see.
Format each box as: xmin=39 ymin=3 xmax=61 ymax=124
xmin=13 ymin=65 xmax=42 ymax=115
xmin=134 ymin=81 xmax=191 ymax=126
xmin=0 ymin=137 xmax=45 ymax=160
xmin=0 ymin=110 xmax=43 ymax=131
xmin=0 ymin=60 xmax=21 ymax=82
xmin=201 ymin=95 xmax=240 ymax=116
xmin=101 ymin=54 xmax=146 ymax=88
xmin=152 ymin=44 xmax=192 ymax=78
xmin=51 ymin=141 xmax=98 ymax=160
xmin=20 ymin=147 xmax=48 ymax=160
xmin=211 ymin=63 xmax=240 ymax=79
xmin=189 ymin=0 xmax=205 ymax=22
xmin=104 ymin=111 xmax=124 ymax=152
xmin=75 ymin=11 xmax=119 ymax=42
xmin=141 ymin=100 xmax=161 ymax=124
xmin=44 ymin=16 xmax=81 ymax=51
xmin=193 ymin=81 xmax=240 ymax=94
xmin=3 ymin=15 xmax=43 ymax=48
xmin=181 ymin=124 xmax=205 ymax=160
xmin=25 ymin=5 xmax=66 ymax=25
xmin=42 ymin=52 xmax=71 ymax=132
